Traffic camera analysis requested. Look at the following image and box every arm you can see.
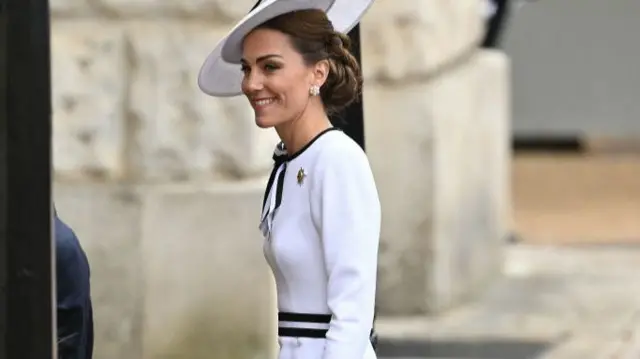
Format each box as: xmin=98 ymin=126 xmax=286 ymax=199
xmin=314 ymin=143 xmax=381 ymax=359
xmin=57 ymin=306 xmax=84 ymax=359
xmin=55 ymin=215 xmax=93 ymax=359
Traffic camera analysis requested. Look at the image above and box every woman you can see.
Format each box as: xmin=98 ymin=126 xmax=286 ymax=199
xmin=197 ymin=1 xmax=379 ymax=358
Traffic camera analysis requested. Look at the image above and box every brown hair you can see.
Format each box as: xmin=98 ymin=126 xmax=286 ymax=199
xmin=255 ymin=9 xmax=363 ymax=115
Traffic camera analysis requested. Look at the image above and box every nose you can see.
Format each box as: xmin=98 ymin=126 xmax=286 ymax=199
xmin=242 ymin=71 xmax=264 ymax=95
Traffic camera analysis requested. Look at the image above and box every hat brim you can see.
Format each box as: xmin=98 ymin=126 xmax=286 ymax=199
xmin=197 ymin=0 xmax=374 ymax=97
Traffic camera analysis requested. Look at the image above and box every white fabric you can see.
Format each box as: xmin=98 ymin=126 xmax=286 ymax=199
xmin=197 ymin=0 xmax=375 ymax=97
xmin=278 ymin=321 xmax=331 ymax=330
xmin=483 ymin=0 xmax=498 ymax=19
xmin=261 ymin=129 xmax=380 ymax=359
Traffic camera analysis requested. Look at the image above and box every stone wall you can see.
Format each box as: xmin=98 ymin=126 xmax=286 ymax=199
xmin=51 ymin=1 xmax=280 ymax=358
xmin=51 ymin=2 xmax=279 ymax=183
xmin=367 ymin=50 xmax=511 ymax=314
xmin=360 ymin=0 xmax=510 ymax=315
xmin=54 ymin=182 xmax=276 ymax=359
xmin=50 ymin=0 xmax=511 ymax=358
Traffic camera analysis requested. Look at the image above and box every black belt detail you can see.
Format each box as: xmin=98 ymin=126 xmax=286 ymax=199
xmin=278 ymin=312 xmax=331 ymax=338
xmin=279 ymin=327 xmax=328 ymax=338
xmin=279 ymin=312 xmax=331 ymax=323
xmin=277 ymin=312 xmax=376 ymax=344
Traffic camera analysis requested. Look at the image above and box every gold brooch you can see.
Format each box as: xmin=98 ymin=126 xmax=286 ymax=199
xmin=296 ymin=168 xmax=306 ymax=186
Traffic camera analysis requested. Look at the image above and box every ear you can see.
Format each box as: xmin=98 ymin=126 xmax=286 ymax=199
xmin=311 ymin=59 xmax=330 ymax=87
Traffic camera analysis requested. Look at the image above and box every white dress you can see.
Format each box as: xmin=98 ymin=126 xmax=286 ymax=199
xmin=260 ymin=128 xmax=380 ymax=359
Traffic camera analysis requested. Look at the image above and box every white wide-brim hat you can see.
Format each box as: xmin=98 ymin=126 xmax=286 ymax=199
xmin=197 ymin=0 xmax=374 ymax=97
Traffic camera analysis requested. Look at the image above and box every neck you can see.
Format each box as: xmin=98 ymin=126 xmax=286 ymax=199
xmin=275 ymin=109 xmax=332 ymax=156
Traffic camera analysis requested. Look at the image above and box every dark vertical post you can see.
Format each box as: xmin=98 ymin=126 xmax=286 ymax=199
xmin=482 ymin=0 xmax=511 ymax=48
xmin=0 ymin=0 xmax=55 ymax=357
xmin=331 ymin=24 xmax=365 ymax=151
xmin=0 ymin=0 xmax=6 ymax=354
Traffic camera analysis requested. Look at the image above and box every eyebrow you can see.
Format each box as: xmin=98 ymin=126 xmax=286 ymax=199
xmin=240 ymin=54 xmax=284 ymax=64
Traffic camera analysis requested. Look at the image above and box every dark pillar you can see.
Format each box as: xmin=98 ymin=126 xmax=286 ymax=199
xmin=482 ymin=0 xmax=511 ymax=48
xmin=331 ymin=25 xmax=365 ymax=151
xmin=0 ymin=0 xmax=55 ymax=357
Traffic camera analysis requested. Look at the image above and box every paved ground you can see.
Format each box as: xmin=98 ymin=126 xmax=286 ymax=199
xmin=512 ymin=153 xmax=640 ymax=244
xmin=376 ymin=244 xmax=640 ymax=359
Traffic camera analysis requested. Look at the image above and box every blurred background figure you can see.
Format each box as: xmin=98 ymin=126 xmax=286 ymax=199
xmin=55 ymin=209 xmax=94 ymax=359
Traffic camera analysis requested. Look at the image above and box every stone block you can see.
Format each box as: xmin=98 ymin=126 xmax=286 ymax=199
xmin=364 ymin=82 xmax=437 ymax=315
xmin=93 ymin=0 xmax=256 ymax=20
xmin=51 ymin=22 xmax=128 ymax=181
xmin=428 ymin=50 xmax=510 ymax=312
xmin=54 ymin=184 xmax=145 ymax=359
xmin=54 ymin=180 xmax=277 ymax=359
xmin=50 ymin=0 xmax=92 ymax=15
xmin=126 ymin=22 xmax=279 ymax=182
xmin=366 ymin=50 xmax=510 ymax=315
xmin=361 ymin=0 xmax=483 ymax=83
xmin=139 ymin=181 xmax=276 ymax=359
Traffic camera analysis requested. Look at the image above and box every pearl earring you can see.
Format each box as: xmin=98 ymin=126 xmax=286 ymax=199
xmin=309 ymin=85 xmax=320 ymax=96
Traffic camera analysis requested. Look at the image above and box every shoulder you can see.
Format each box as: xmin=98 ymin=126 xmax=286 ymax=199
xmin=55 ymin=216 xmax=80 ymax=254
xmin=54 ymin=215 xmax=90 ymax=276
xmin=309 ymin=130 xmax=376 ymax=193
xmin=54 ymin=214 xmax=92 ymax=305
xmin=315 ymin=130 xmax=370 ymax=170
xmin=309 ymin=130 xmax=380 ymax=212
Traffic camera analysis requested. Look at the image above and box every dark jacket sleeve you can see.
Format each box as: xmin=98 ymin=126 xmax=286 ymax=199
xmin=55 ymin=214 xmax=94 ymax=359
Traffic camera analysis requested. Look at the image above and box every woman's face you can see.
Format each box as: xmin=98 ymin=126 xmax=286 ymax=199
xmin=241 ymin=28 xmax=315 ymax=128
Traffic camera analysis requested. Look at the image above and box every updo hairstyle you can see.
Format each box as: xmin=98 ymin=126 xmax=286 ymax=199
xmin=255 ymin=9 xmax=363 ymax=115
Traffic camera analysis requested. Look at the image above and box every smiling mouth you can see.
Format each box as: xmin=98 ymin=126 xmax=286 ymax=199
xmin=253 ymin=98 xmax=276 ymax=108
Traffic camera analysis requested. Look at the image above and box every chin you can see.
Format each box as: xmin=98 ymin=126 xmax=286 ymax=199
xmin=255 ymin=116 xmax=276 ymax=129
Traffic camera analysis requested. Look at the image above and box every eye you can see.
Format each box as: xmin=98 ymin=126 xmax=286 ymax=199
xmin=264 ymin=63 xmax=280 ymax=72
xmin=240 ymin=64 xmax=250 ymax=74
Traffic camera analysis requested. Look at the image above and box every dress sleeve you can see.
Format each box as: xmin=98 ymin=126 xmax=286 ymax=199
xmin=313 ymin=143 xmax=381 ymax=359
